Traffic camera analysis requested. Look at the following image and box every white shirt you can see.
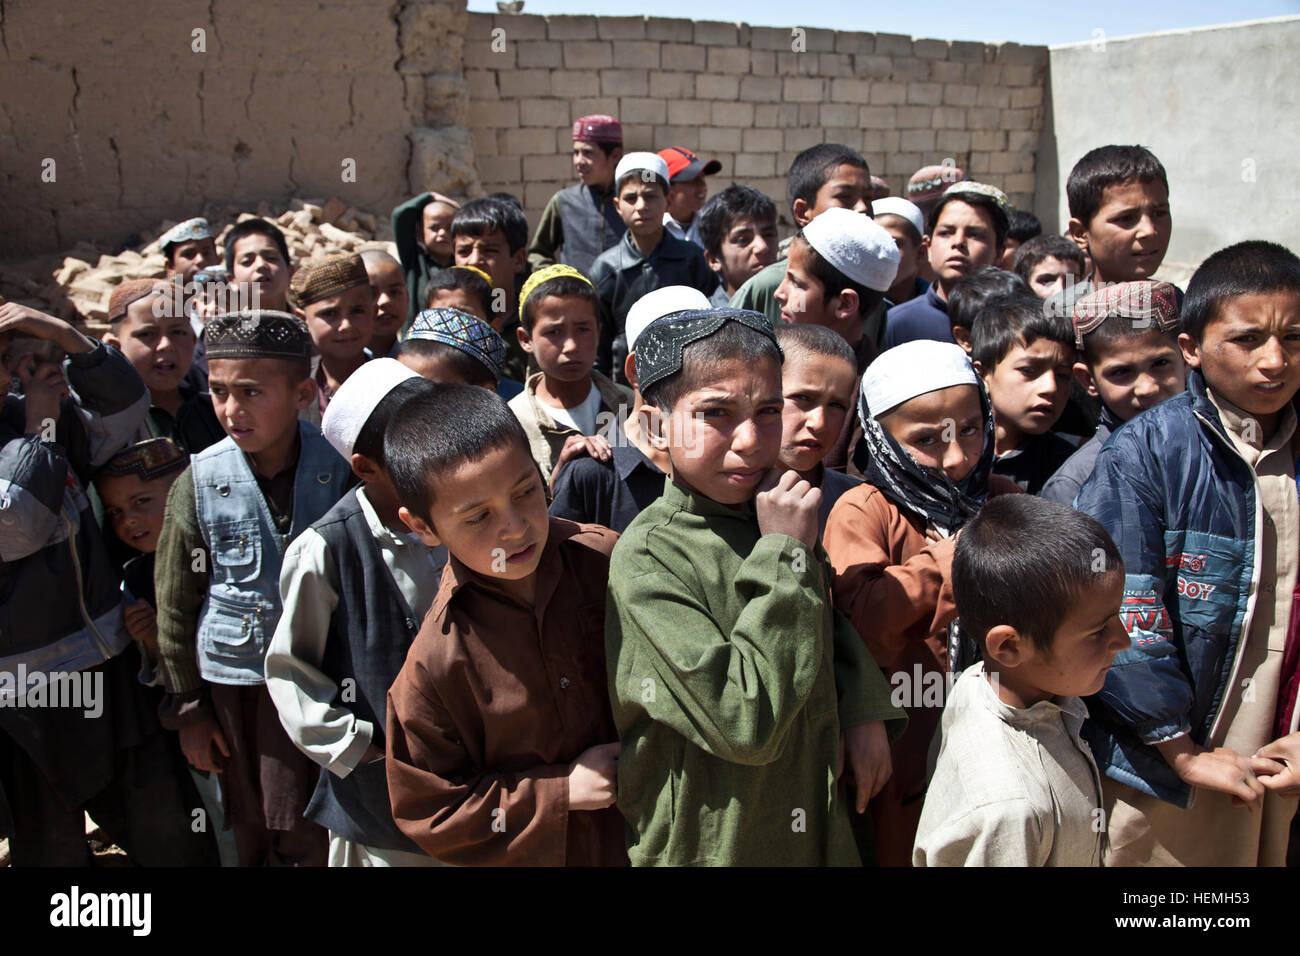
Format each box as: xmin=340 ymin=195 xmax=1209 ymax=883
xmin=663 ymin=212 xmax=704 ymax=249
xmin=546 ymin=382 xmax=603 ymax=436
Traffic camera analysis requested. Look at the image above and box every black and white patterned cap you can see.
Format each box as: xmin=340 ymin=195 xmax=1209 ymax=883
xmin=205 ymin=310 xmax=314 ymax=362
xmin=634 ymin=307 xmax=781 ymax=393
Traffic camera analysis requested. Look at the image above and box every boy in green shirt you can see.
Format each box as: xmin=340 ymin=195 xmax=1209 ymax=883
xmin=605 ymin=308 xmax=905 ymax=865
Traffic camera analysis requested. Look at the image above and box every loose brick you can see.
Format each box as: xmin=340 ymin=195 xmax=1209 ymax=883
xmin=943 ymin=83 xmax=978 ymax=107
xmin=699 ymin=127 xmax=742 ymax=152
xmin=516 ymin=40 xmax=562 ymax=69
xmin=859 ymin=105 xmax=897 ymax=127
xmin=751 ymin=51 xmax=776 ymax=76
xmin=547 ymin=15 xmax=598 ymax=41
xmin=667 ymin=100 xmax=712 ymax=125
xmin=649 ymin=71 xmax=694 ymax=99
xmin=465 ymin=69 xmax=498 ymax=99
xmin=620 ymin=97 xmax=667 ymax=125
xmin=819 ymin=103 xmax=858 ymax=126
xmin=694 ymin=20 xmax=739 ymax=45
xmin=712 ymin=101 xmax=756 ymax=127
xmin=901 ymin=129 xmax=936 ymax=152
xmin=661 ymin=42 xmax=706 ymax=72
xmin=854 ymin=54 xmax=893 ymax=78
xmin=597 ymin=16 xmax=646 ymax=40
xmin=645 ymin=17 xmax=693 ymax=42
xmin=498 ymin=68 xmax=551 ymax=99
xmin=896 ymin=105 xmax=932 ymax=127
xmin=1010 ymin=86 xmax=1043 ymax=109
xmin=518 ymin=98 xmax=569 ymax=128
xmin=831 ymin=78 xmax=871 ymax=102
xmin=708 ymin=47 xmax=752 ymax=74
xmin=470 ymin=99 xmax=519 ymax=128
xmin=551 ymin=70 xmax=600 ymax=98
xmin=874 ymin=32 xmax=913 ymax=57
xmin=783 ymin=77 xmax=826 ymax=102
xmin=740 ymin=75 xmax=783 ymax=102
xmin=600 ymin=69 xmax=649 ymax=97
xmin=563 ymin=41 xmax=613 ymax=70
xmin=502 ymin=127 xmax=554 ymax=155
xmin=613 ymin=40 xmax=661 ymax=69
xmin=742 ymin=128 xmax=784 ymax=152
xmin=869 ymin=82 xmax=906 ymax=105
xmin=696 ymin=74 xmax=740 ymax=100
xmin=907 ymin=82 xmax=943 ymax=106
xmin=913 ymin=38 xmax=949 ymax=60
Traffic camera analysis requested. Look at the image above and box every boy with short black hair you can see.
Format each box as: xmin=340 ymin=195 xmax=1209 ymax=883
xmin=291 ymin=254 xmax=376 ymax=426
xmin=422 ymin=265 xmax=494 ymax=323
xmin=606 ymin=307 xmax=905 ymax=865
xmin=528 ymin=115 xmax=626 ymax=275
xmin=971 ymin=293 xmax=1078 ymax=494
xmin=1014 ymin=234 xmax=1088 ymax=300
xmin=731 ymin=143 xmax=874 ymax=323
xmin=392 ymin=191 xmax=460 ymax=328
xmin=359 ymin=249 xmax=409 ymax=359
xmin=508 ymin=265 xmax=633 ymax=486
xmin=696 ymin=185 xmax=778 ymax=307
xmin=658 ymin=145 xmax=722 ymax=249
xmin=452 ymin=197 xmax=531 ymax=382
xmin=872 ymin=197 xmax=929 ymax=308
xmin=154 ymin=310 xmax=354 ymax=867
xmin=161 ymin=217 xmax=221 ymax=285
xmin=946 ymin=265 xmax=1032 ymax=355
xmin=1076 ymin=240 xmax=1300 ymax=866
xmin=914 ymin=494 xmax=1128 ymax=866
xmin=884 ymin=182 xmax=1010 ymax=349
xmin=225 ymin=218 xmax=294 ymax=313
xmin=383 ymin=384 xmax=627 ymax=866
xmin=266 ymin=359 xmax=445 ymax=867
xmin=589 ymin=152 xmax=718 ymax=383
xmin=999 ymin=209 xmax=1042 ymax=270
xmin=1065 ymin=145 xmax=1172 ymax=288
xmin=1041 ymin=281 xmax=1185 ymax=506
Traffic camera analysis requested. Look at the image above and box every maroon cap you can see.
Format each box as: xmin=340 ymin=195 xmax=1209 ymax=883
xmin=572 ymin=114 xmax=622 ymax=145
xmin=907 ymin=164 xmax=967 ymax=204
xmin=657 ymin=146 xmax=722 ymax=183
xmin=870 ymin=176 xmax=891 ymax=201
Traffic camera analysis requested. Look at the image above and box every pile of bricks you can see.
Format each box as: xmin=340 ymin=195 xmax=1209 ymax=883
xmin=0 ymin=199 xmax=396 ymax=333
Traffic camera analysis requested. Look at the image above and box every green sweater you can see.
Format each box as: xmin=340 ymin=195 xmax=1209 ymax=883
xmin=605 ymin=480 xmax=906 ymax=865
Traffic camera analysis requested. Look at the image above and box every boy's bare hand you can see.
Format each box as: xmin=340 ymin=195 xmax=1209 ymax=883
xmin=0 ymin=302 xmax=94 ymax=354
xmin=1253 ymin=732 xmax=1300 ymax=798
xmin=179 ymin=718 xmax=230 ymax=775
xmin=123 ymin=599 xmax=159 ymax=664
xmin=567 ymin=741 xmax=620 ymax=811
xmin=550 ymin=434 xmax=612 ymax=487
xmin=20 ymin=361 xmax=67 ymax=432
xmin=755 ymin=467 xmax=821 ymax=550
xmin=1168 ymin=744 xmax=1266 ymax=809
xmin=839 ymin=721 xmax=892 ymax=812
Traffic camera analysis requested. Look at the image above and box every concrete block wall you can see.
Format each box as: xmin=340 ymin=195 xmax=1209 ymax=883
xmin=465 ymin=13 xmax=1048 ymax=234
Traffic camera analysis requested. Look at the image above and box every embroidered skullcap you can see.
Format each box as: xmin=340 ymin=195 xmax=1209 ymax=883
xmin=625 ymin=286 xmax=713 ymax=353
xmin=99 ymin=437 xmax=187 ymax=483
xmin=108 ymin=278 xmax=174 ymax=324
xmin=614 ymin=152 xmax=670 ymax=189
xmin=907 ymin=164 xmax=967 ymax=203
xmin=518 ymin=264 xmax=594 ymax=316
xmin=289 ymin=253 xmax=371 ymax=307
xmin=871 ymin=197 xmax=925 ymax=239
xmin=942 ymin=180 xmax=1009 ymax=209
xmin=635 ymin=308 xmax=781 ymax=394
xmin=322 ymin=358 xmax=421 ymax=460
xmin=572 ymin=114 xmax=623 ymax=145
xmin=159 ymin=217 xmax=213 ymax=254
xmin=801 ymin=207 xmax=901 ymax=293
xmin=204 ymin=310 xmax=313 ymax=362
xmin=860 ymin=340 xmax=980 ymax=420
xmin=869 ymin=176 xmax=892 ymax=201
xmin=407 ymin=307 xmax=507 ymax=382
xmin=1071 ymin=280 xmax=1180 ymax=350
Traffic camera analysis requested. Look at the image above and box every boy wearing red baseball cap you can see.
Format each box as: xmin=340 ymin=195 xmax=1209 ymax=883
xmin=527 ymin=114 xmax=627 ymax=276
xmin=657 ymin=146 xmax=722 ymax=250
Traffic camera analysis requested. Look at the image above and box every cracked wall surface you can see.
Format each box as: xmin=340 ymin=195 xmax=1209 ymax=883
xmin=0 ymin=0 xmax=479 ymax=259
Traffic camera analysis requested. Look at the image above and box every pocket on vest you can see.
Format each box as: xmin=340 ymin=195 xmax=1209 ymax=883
xmin=209 ymin=518 xmax=262 ymax=585
xmin=200 ymin=595 xmax=266 ymax=664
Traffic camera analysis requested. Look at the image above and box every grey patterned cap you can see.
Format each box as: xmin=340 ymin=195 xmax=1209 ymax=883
xmin=634 ymin=308 xmax=781 ymax=393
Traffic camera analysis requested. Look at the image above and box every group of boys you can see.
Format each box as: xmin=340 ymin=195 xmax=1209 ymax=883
xmin=0 ymin=101 xmax=1297 ymax=869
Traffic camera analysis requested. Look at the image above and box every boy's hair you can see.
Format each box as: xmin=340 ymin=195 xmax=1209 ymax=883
xmin=487 ymin=192 xmax=523 ymax=210
xmin=953 ymin=494 xmax=1123 ymax=653
xmin=383 ymin=384 xmax=530 ymax=523
xmin=1066 ymin=145 xmax=1169 ymax=227
xmin=615 ymin=170 xmax=669 ymax=195
xmin=1181 ymin=240 xmax=1300 ymax=341
xmin=874 ymin=212 xmax=922 ymax=248
xmin=970 ymin=293 xmax=1073 ymax=369
xmin=223 ymin=219 xmax=291 ymax=271
xmin=773 ymin=322 xmax=856 ymax=369
xmin=1013 ymin=234 xmax=1087 ymax=283
xmin=796 ymin=235 xmax=885 ymax=319
xmin=352 ymin=377 xmax=437 ymax=468
xmin=1079 ymin=315 xmax=1181 ymax=368
xmin=519 ymin=274 xmax=600 ymax=333
xmin=786 ymin=144 xmax=870 ymax=217
xmin=948 ymin=267 xmax=1031 ymax=332
xmin=426 ymin=266 xmax=494 ymax=315
xmin=696 ymin=186 xmax=777 ymax=258
xmin=393 ymin=338 xmax=497 ymax=386
xmin=643 ymin=320 xmax=783 ymax=413
xmin=450 ymin=198 xmax=528 ymax=254
xmin=1006 ymin=209 xmax=1042 ymax=244
xmin=208 ymin=354 xmax=311 ymax=386
xmin=927 ymin=192 xmax=1010 ymax=249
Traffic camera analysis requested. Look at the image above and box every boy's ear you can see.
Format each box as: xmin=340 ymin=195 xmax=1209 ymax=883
xmin=102 ymin=330 xmax=120 ymax=348
xmin=703 ymin=249 xmax=724 ymax=277
xmin=623 ymin=352 xmax=639 ymax=390
xmin=294 ymin=377 xmax=317 ymax=411
xmin=398 ymin=505 xmax=442 ymax=548
xmin=516 ymin=324 xmax=534 ymax=355
xmin=349 ymin=452 xmax=382 ymax=484
xmin=1178 ymin=331 xmax=1202 ymax=369
xmin=832 ymin=288 xmax=859 ymax=323
xmin=952 ymin=325 xmax=972 ymax=354
xmin=292 ymin=306 xmax=306 ymax=322
xmin=511 ymin=246 xmax=527 ymax=275
xmin=1073 ymin=361 xmax=1100 ymax=397
xmin=1066 ymin=218 xmax=1089 ymax=253
xmin=972 ymin=358 xmax=988 ymax=379
xmin=984 ymin=624 xmax=1027 ymax=670
xmin=644 ymin=404 xmax=670 ymax=451
xmin=791 ymin=197 xmax=813 ymax=227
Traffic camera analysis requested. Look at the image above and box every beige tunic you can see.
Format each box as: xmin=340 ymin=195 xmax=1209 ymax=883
xmin=1104 ymin=390 xmax=1300 ymax=866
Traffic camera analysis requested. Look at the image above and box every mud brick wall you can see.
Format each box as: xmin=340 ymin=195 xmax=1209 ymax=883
xmin=465 ymin=13 xmax=1048 ymax=235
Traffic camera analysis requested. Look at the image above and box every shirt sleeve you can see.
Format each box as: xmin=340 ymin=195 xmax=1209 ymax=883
xmin=154 ymin=467 xmax=208 ymax=695
xmin=912 ymin=798 xmax=1048 ymax=867
xmin=385 ymin=659 xmax=571 ymax=866
xmin=608 ymin=532 xmax=829 ymax=766
xmin=392 ymin=192 xmax=432 ymax=274
xmin=264 ymin=528 xmax=373 ymax=777
xmin=829 ymin=603 xmax=908 ymax=739
xmin=526 ymin=193 xmax=564 ymax=273
xmin=63 ymin=342 xmax=150 ymax=470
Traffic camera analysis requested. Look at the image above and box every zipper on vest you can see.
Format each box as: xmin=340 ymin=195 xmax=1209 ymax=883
xmin=62 ymin=513 xmax=115 ymax=659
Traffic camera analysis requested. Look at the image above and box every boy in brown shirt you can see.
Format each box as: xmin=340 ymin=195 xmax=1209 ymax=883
xmin=384 ymin=384 xmax=627 ymax=866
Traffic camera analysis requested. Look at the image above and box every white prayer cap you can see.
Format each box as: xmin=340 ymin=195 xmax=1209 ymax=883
xmin=625 ymin=286 xmax=713 ymax=352
xmin=871 ymin=197 xmax=926 ymax=238
xmin=860 ymin=340 xmax=979 ymax=418
xmin=801 ymin=207 xmax=901 ymax=292
xmin=614 ymin=152 xmax=671 ymax=189
xmin=322 ymin=358 xmax=420 ymax=460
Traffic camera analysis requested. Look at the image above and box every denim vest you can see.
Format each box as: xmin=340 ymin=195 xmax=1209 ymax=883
xmin=193 ymin=422 xmax=352 ymax=685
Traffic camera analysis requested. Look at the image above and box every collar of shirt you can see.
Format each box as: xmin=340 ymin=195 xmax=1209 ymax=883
xmin=1207 ymin=386 xmax=1298 ymax=465
xmin=925 ymin=283 xmax=949 ymax=314
xmin=431 ymin=515 xmax=574 ymax=617
xmin=612 ymin=229 xmax=687 ymax=270
xmin=969 ymin=660 xmax=1088 ymax=735
xmin=662 ymin=477 xmax=755 ymax=522
xmin=612 ymin=437 xmax=661 ymax=482
xmin=356 ymin=484 xmax=412 ymax=549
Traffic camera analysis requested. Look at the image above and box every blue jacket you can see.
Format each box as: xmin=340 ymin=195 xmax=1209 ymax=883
xmin=1075 ymin=369 xmax=1286 ymax=807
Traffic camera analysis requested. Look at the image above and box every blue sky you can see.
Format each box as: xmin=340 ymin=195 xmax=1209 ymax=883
xmin=468 ymin=0 xmax=1300 ymax=46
